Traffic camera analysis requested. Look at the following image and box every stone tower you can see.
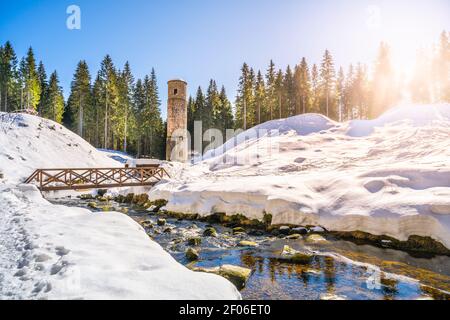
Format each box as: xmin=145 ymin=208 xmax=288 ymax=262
xmin=166 ymin=79 xmax=188 ymax=162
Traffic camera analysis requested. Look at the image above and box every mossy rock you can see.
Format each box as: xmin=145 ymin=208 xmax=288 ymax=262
xmin=232 ymin=227 xmax=246 ymax=235
xmin=124 ymin=193 xmax=135 ymax=203
xmin=114 ymin=195 xmax=125 ymax=203
xmin=97 ymin=196 xmax=108 ymax=202
xmin=278 ymin=245 xmax=313 ymax=264
xmin=140 ymin=220 xmax=154 ymax=229
xmin=157 ymin=218 xmax=166 ymax=226
xmin=187 ymin=237 xmax=202 ymax=246
xmin=133 ymin=194 xmax=149 ymax=206
xmin=100 ymin=205 xmax=112 ymax=212
xmin=331 ymin=231 xmax=450 ymax=256
xmin=286 ymin=234 xmax=302 ymax=240
xmin=87 ymin=202 xmax=97 ymax=209
xmin=80 ymin=194 xmax=94 ymax=200
xmin=237 ymin=240 xmax=258 ymax=247
xmin=185 ymin=248 xmax=199 ymax=261
xmin=218 ymin=265 xmax=252 ymax=290
xmin=203 ymin=227 xmax=218 ymax=237
xmin=97 ymin=189 xmax=108 ymax=197
xmin=305 ymin=234 xmax=328 ymax=244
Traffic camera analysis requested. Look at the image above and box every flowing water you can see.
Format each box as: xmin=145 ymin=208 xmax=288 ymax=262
xmin=50 ymin=197 xmax=450 ymax=300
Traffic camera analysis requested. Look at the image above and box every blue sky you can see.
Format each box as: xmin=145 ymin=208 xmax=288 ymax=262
xmin=1 ymin=0 xmax=449 ymax=119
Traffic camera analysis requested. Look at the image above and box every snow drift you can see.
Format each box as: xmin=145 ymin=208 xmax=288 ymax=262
xmin=149 ymin=104 xmax=450 ymax=249
xmin=0 ymin=112 xmax=240 ymax=300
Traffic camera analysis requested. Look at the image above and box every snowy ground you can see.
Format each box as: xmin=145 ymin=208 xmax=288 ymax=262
xmin=0 ymin=113 xmax=240 ymax=300
xmin=149 ymin=104 xmax=450 ymax=249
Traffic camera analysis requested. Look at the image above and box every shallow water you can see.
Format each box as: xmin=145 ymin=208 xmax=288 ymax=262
xmin=50 ymin=197 xmax=450 ymax=300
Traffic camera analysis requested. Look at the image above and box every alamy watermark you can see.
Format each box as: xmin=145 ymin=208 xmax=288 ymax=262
xmin=66 ymin=5 xmax=81 ymax=30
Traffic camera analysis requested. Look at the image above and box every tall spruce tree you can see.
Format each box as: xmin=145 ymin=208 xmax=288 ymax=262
xmin=320 ymin=49 xmax=336 ymax=118
xmin=21 ymin=47 xmax=41 ymax=111
xmin=265 ymin=60 xmax=277 ymax=121
xmin=371 ymin=42 xmax=398 ymax=118
xmin=97 ymin=55 xmax=119 ymax=149
xmin=218 ymin=85 xmax=234 ymax=136
xmin=116 ymin=62 xmax=134 ymax=152
xmin=42 ymin=71 xmax=64 ymax=123
xmin=67 ymin=60 xmax=92 ymax=139
xmin=283 ymin=65 xmax=296 ymax=117
xmin=0 ymin=41 xmax=19 ymax=112
xmin=295 ymin=58 xmax=311 ymax=114
xmin=310 ymin=64 xmax=320 ymax=113
xmin=235 ymin=63 xmax=255 ymax=129
xmin=36 ymin=61 xmax=47 ymax=115
xmin=254 ymin=70 xmax=266 ymax=124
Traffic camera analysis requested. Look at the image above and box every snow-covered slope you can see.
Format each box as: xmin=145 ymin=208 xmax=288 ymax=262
xmin=149 ymin=104 xmax=450 ymax=249
xmin=0 ymin=112 xmax=240 ymax=300
xmin=0 ymin=113 xmax=118 ymax=184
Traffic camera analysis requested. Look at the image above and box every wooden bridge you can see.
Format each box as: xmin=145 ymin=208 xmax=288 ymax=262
xmin=25 ymin=166 xmax=170 ymax=191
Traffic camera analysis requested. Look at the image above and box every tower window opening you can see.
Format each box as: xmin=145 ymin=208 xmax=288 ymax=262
xmin=174 ymin=88 xmax=178 ymax=95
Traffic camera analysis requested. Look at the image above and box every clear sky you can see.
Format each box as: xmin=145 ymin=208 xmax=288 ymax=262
xmin=1 ymin=0 xmax=449 ymax=119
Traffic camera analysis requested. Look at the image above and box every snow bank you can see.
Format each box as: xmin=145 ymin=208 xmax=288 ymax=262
xmin=0 ymin=184 xmax=240 ymax=299
xmin=0 ymin=112 xmax=240 ymax=300
xmin=149 ymin=104 xmax=450 ymax=249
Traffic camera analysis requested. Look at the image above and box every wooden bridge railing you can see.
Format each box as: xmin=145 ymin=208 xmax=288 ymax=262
xmin=24 ymin=167 xmax=170 ymax=191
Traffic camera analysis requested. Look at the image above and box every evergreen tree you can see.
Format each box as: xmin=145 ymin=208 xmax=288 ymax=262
xmin=97 ymin=55 xmax=119 ymax=149
xmin=254 ymin=70 xmax=266 ymax=124
xmin=0 ymin=41 xmax=19 ymax=112
xmin=274 ymin=69 xmax=284 ymax=119
xmin=205 ymin=79 xmax=219 ymax=132
xmin=371 ymin=42 xmax=398 ymax=118
xmin=116 ymin=61 xmax=134 ymax=152
xmin=218 ymin=86 xmax=234 ymax=136
xmin=235 ymin=63 xmax=255 ymax=129
xmin=336 ymin=67 xmax=345 ymax=121
xmin=310 ymin=64 xmax=320 ymax=113
xmin=67 ymin=60 xmax=92 ymax=139
xmin=133 ymin=79 xmax=146 ymax=157
xmin=353 ymin=63 xmax=370 ymax=119
xmin=21 ymin=47 xmax=41 ymax=111
xmin=42 ymin=71 xmax=64 ymax=123
xmin=435 ymin=31 xmax=450 ymax=101
xmin=344 ymin=64 xmax=355 ymax=120
xmin=36 ymin=61 xmax=47 ymax=115
xmin=294 ymin=58 xmax=311 ymax=114
xmin=265 ymin=60 xmax=277 ymax=121
xmin=320 ymin=49 xmax=336 ymax=118
xmin=283 ymin=65 xmax=296 ymax=117
xmin=187 ymin=96 xmax=196 ymax=150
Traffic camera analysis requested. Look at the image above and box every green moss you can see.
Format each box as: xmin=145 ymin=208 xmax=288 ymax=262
xmin=330 ymin=231 xmax=450 ymax=256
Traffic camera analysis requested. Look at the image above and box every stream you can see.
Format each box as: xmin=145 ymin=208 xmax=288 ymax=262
xmin=50 ymin=196 xmax=450 ymax=300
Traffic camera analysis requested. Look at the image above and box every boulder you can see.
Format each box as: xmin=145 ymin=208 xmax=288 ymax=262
xmin=157 ymin=218 xmax=166 ymax=226
xmin=237 ymin=240 xmax=258 ymax=247
xmin=290 ymin=227 xmax=308 ymax=235
xmin=87 ymin=202 xmax=97 ymax=209
xmin=286 ymin=234 xmax=302 ymax=240
xmin=187 ymin=237 xmax=202 ymax=246
xmin=306 ymin=234 xmax=328 ymax=244
xmin=190 ymin=264 xmax=252 ymax=290
xmin=185 ymin=248 xmax=199 ymax=261
xmin=203 ymin=227 xmax=218 ymax=237
xmin=309 ymin=226 xmax=325 ymax=233
xmin=218 ymin=265 xmax=252 ymax=290
xmin=278 ymin=245 xmax=313 ymax=264
xmin=232 ymin=227 xmax=246 ymax=235
xmin=279 ymin=226 xmax=291 ymax=235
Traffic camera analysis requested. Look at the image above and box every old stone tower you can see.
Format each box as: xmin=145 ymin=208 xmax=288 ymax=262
xmin=166 ymin=79 xmax=188 ymax=162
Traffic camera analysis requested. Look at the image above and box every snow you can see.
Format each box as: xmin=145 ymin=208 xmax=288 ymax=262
xmin=149 ymin=104 xmax=450 ymax=249
xmin=98 ymin=148 xmax=135 ymax=164
xmin=0 ymin=112 xmax=241 ymax=300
